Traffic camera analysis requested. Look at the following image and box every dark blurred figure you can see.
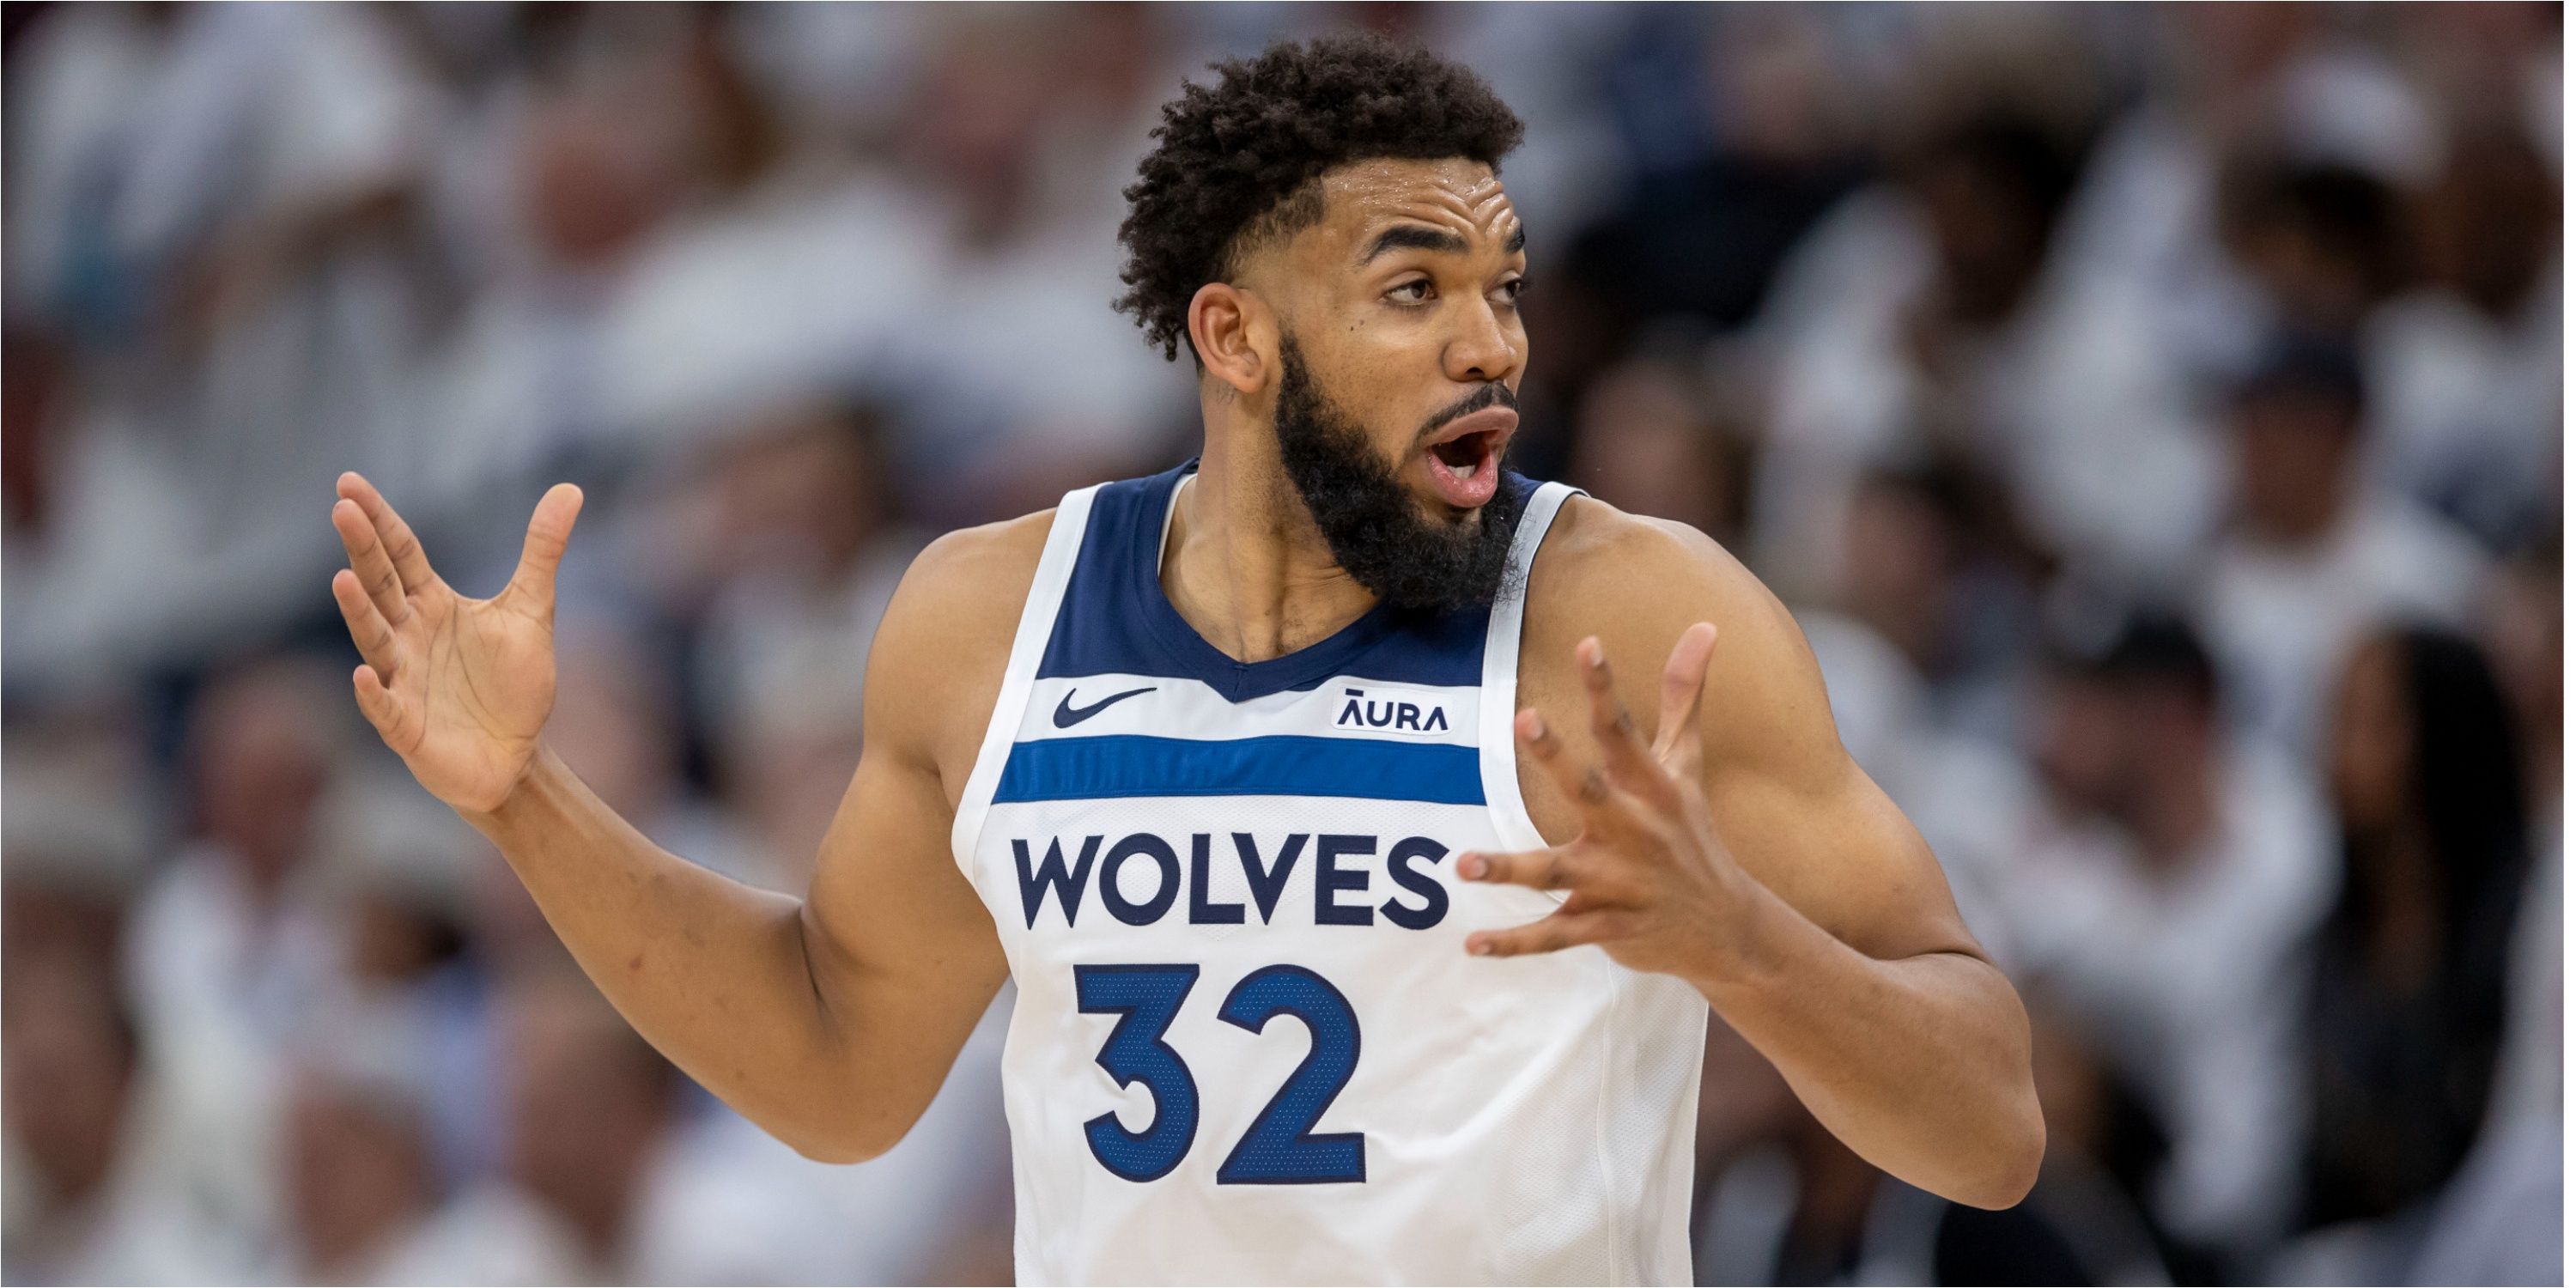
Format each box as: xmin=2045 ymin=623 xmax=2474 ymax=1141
xmin=2218 ymin=158 xmax=2403 ymax=342
xmin=1692 ymin=957 xmax=2169 ymax=1285
xmin=1570 ymin=9 xmax=1868 ymax=337
xmin=2413 ymin=128 xmax=2556 ymax=348
xmin=1693 ymin=1071 xmax=2149 ymax=1286
xmin=2300 ymin=625 xmax=2531 ymax=1242
xmin=2482 ymin=530 xmax=2561 ymax=837
xmin=1 ymin=325 xmax=69 ymax=539
xmin=1903 ymin=109 xmax=2087 ymax=355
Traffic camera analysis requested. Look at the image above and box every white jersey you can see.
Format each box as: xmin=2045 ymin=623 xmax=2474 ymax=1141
xmin=951 ymin=462 xmax=1707 ymax=1285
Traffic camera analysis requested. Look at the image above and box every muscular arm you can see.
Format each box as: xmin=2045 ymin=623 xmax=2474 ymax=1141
xmin=1501 ymin=500 xmax=2043 ymax=1209
xmin=342 ymin=480 xmax=1050 ymax=1163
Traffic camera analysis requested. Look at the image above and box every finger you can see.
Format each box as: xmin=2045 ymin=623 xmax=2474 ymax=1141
xmin=1650 ymin=622 xmax=1719 ymax=781
xmin=499 ymin=483 xmax=583 ymax=619
xmin=1467 ymin=908 xmax=1620 ymax=959
xmin=350 ymin=664 xmax=410 ymax=748
xmin=337 ymin=472 xmax=440 ymax=595
xmin=1516 ymin=708 xmax=1659 ymax=841
xmin=1578 ymin=637 xmax=1678 ymax=808
xmin=1456 ymin=844 xmax=1589 ymax=893
xmin=1460 ymin=844 xmax=1649 ymax=908
xmin=331 ymin=568 xmax=401 ymax=679
xmin=332 ymin=499 xmax=410 ymax=625
xmin=1517 ymin=706 xmax=1611 ymax=811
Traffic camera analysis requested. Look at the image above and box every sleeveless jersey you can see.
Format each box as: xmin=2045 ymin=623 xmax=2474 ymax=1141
xmin=951 ymin=462 xmax=1708 ymax=1285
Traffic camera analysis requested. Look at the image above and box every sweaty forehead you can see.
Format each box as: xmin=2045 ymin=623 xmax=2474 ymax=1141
xmin=1309 ymin=157 xmax=1518 ymax=253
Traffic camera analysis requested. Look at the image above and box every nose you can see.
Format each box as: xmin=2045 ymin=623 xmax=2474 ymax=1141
xmin=1443 ymin=296 xmax=1520 ymax=386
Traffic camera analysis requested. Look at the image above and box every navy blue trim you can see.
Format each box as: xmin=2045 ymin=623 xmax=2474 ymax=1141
xmin=1035 ymin=461 xmax=1519 ymax=701
xmin=992 ymin=735 xmax=1485 ymax=806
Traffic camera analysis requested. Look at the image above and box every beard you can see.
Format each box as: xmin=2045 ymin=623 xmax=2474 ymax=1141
xmin=1273 ymin=336 xmax=1527 ymax=614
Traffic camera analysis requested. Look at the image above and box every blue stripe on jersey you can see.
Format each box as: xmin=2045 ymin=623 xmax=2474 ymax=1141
xmin=1035 ymin=462 xmax=1522 ymax=702
xmin=991 ymin=734 xmax=1486 ymax=806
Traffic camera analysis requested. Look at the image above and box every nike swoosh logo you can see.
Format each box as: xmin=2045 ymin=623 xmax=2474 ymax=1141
xmin=1053 ymin=686 xmax=1157 ymax=728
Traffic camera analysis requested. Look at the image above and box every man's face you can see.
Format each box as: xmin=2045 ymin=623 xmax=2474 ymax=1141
xmin=1245 ymin=158 xmax=1532 ymax=611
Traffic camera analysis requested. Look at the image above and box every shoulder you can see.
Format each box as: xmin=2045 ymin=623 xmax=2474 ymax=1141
xmin=1520 ymin=495 xmax=1843 ymax=786
xmin=1523 ymin=495 xmax=1805 ymax=674
xmin=888 ymin=507 xmax=1059 ymax=629
xmin=865 ymin=507 xmax=1058 ymax=782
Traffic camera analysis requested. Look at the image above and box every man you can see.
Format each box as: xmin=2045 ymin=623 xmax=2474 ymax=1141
xmin=328 ymin=35 xmax=2038 ymax=1284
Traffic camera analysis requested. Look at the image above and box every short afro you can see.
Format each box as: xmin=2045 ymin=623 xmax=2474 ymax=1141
xmin=1114 ymin=33 xmax=1526 ymax=362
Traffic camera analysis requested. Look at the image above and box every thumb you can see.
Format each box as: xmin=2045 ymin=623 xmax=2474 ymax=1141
xmin=1651 ymin=622 xmax=1718 ymax=775
xmin=501 ymin=483 xmax=584 ymax=618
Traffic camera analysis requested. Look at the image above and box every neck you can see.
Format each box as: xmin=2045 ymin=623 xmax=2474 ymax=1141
xmin=1163 ymin=418 xmax=1379 ymax=664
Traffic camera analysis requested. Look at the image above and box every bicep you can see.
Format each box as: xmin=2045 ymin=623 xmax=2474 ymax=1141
xmin=1698 ymin=576 xmax=1984 ymax=964
xmin=803 ymin=739 xmax=1009 ymax=1053
xmin=1710 ymin=752 xmax=1982 ymax=963
xmin=795 ymin=532 xmax=1026 ymax=1097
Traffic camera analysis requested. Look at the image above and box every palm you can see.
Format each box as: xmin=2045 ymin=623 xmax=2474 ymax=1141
xmin=330 ymin=474 xmax=583 ymax=815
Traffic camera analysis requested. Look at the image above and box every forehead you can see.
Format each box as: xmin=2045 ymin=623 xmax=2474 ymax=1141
xmin=1309 ymin=156 xmax=1518 ymax=246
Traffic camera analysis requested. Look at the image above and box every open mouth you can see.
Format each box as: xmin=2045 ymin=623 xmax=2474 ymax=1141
xmin=1419 ymin=407 xmax=1516 ymax=508
xmin=1431 ymin=429 xmax=1498 ymax=473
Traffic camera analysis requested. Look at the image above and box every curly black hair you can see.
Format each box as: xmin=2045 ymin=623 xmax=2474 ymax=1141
xmin=1114 ymin=33 xmax=1526 ymax=362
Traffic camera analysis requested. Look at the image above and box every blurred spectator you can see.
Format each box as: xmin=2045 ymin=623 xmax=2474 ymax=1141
xmin=126 ymin=659 xmax=352 ymax=1059
xmin=1692 ymin=1029 xmax=2160 ymax=1285
xmin=2485 ymin=530 xmax=2564 ymax=856
xmin=1564 ymin=9 xmax=1869 ymax=342
xmin=2292 ymin=628 xmax=2533 ymax=1265
xmin=1564 ymin=349 xmax=1754 ymax=550
xmin=270 ymin=1015 xmax=532 ymax=1285
xmin=544 ymin=618 xmax=768 ymax=889
xmin=2365 ymin=125 xmax=2561 ymax=553
xmin=2196 ymin=336 xmax=2486 ymax=756
xmin=683 ymin=399 xmax=920 ymax=885
xmin=2 ymin=714 xmax=160 ymax=975
xmin=306 ymin=774 xmax=503 ymax=1188
xmin=479 ymin=969 xmax=678 ymax=1282
xmin=1997 ymin=605 xmax=2334 ymax=1259
xmin=2216 ymin=158 xmax=2404 ymax=342
xmin=3 ymin=955 xmax=167 ymax=1284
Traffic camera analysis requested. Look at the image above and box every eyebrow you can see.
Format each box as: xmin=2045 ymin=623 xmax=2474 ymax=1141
xmin=1360 ymin=224 xmax=1466 ymax=264
xmin=1356 ymin=221 xmax=1531 ymax=265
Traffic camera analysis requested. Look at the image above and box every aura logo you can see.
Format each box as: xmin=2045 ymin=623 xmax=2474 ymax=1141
xmin=1334 ymin=688 xmax=1449 ymax=736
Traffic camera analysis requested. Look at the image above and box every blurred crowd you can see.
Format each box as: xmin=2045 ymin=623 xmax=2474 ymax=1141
xmin=0 ymin=3 xmax=2561 ymax=1285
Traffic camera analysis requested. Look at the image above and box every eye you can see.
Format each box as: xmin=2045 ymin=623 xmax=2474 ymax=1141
xmin=1494 ymin=277 xmax=1528 ymax=306
xmin=1387 ymin=278 xmax=1434 ymax=305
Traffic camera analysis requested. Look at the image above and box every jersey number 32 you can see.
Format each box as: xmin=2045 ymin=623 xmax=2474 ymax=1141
xmin=1074 ymin=963 xmax=1365 ymax=1184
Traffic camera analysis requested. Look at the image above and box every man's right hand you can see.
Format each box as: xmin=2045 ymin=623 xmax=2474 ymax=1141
xmin=329 ymin=471 xmax=584 ymax=816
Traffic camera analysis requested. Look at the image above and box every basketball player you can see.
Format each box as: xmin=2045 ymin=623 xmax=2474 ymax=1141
xmin=328 ymin=35 xmax=2039 ymax=1284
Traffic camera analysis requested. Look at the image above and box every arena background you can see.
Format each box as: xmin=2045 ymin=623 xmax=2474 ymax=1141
xmin=0 ymin=3 xmax=2561 ymax=1284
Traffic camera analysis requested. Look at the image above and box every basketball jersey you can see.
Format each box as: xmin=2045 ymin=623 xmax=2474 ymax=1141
xmin=951 ymin=462 xmax=1708 ymax=1285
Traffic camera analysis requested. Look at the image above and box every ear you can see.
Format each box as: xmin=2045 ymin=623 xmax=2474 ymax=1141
xmin=1186 ymin=282 xmax=1270 ymax=396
